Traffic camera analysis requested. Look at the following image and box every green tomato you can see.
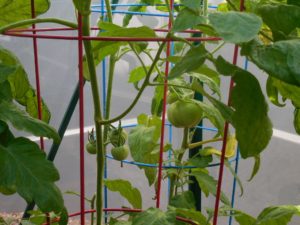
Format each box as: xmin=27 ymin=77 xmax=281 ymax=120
xmin=167 ymin=92 xmax=179 ymax=104
xmin=111 ymin=145 xmax=129 ymax=161
xmin=167 ymin=100 xmax=203 ymax=128
xmin=86 ymin=142 xmax=96 ymax=154
xmin=0 ymin=185 xmax=17 ymax=195
xmin=109 ymin=129 xmax=128 ymax=147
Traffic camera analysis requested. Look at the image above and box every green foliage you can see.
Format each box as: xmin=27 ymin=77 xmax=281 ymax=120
xmin=168 ymin=45 xmax=207 ymax=79
xmin=0 ymin=100 xmax=60 ymax=142
xmin=104 ymin=179 xmax=142 ymax=209
xmin=190 ymin=169 xmax=230 ymax=205
xmin=0 ymin=46 xmax=51 ymax=122
xmin=128 ymin=114 xmax=162 ymax=185
xmin=231 ymin=70 xmax=273 ymax=159
xmin=169 ymin=191 xmax=195 ymax=209
xmin=0 ymin=137 xmax=65 ymax=214
xmin=0 ymin=0 xmax=50 ymax=27
xmin=242 ymin=39 xmax=300 ymax=86
xmin=209 ymin=12 xmax=262 ymax=43
xmin=294 ymin=108 xmax=300 ymax=134
xmin=257 ymin=4 xmax=300 ymax=40
xmin=132 ymin=208 xmax=176 ymax=225
xmin=172 ymin=8 xmax=205 ymax=32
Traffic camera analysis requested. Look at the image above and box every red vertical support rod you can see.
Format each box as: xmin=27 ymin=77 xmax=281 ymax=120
xmin=30 ymin=0 xmax=44 ymax=150
xmin=77 ymin=14 xmax=86 ymax=225
xmin=212 ymin=1 xmax=245 ymax=225
xmin=156 ymin=0 xmax=174 ymax=208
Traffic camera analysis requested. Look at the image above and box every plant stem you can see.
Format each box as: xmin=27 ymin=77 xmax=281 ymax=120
xmin=188 ymin=137 xmax=222 ymax=149
xmin=100 ymin=40 xmax=168 ymax=125
xmin=0 ymin=18 xmax=77 ymax=33
xmin=82 ymin=15 xmax=104 ymax=225
xmin=169 ymin=128 xmax=189 ymax=200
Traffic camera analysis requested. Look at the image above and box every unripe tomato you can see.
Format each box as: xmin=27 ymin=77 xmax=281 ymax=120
xmin=111 ymin=145 xmax=129 ymax=161
xmin=86 ymin=142 xmax=97 ymax=154
xmin=167 ymin=100 xmax=203 ymax=128
xmin=167 ymin=92 xmax=179 ymax=104
xmin=109 ymin=129 xmax=128 ymax=147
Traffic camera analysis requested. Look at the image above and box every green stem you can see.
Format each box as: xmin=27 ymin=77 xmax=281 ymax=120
xmin=169 ymin=128 xmax=189 ymax=200
xmin=129 ymin=43 xmax=148 ymax=76
xmin=91 ymin=194 xmax=96 ymax=225
xmin=82 ymin=15 xmax=104 ymax=225
xmin=104 ymin=0 xmax=113 ymax=22
xmin=0 ymin=18 xmax=77 ymax=33
xmin=188 ymin=137 xmax=222 ymax=149
xmin=100 ymin=40 xmax=168 ymax=125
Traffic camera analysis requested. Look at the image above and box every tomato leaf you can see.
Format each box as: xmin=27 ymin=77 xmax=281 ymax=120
xmin=104 ymin=179 xmax=142 ymax=209
xmin=294 ymin=108 xmax=300 ymax=135
xmin=175 ymin=208 xmax=208 ymax=225
xmin=128 ymin=116 xmax=162 ymax=186
xmin=190 ymin=169 xmax=230 ymax=205
xmin=169 ymin=191 xmax=195 ymax=209
xmin=132 ymin=208 xmax=176 ymax=225
xmin=231 ymin=70 xmax=273 ymax=158
xmin=256 ymin=205 xmax=300 ymax=225
xmin=257 ymin=4 xmax=300 ymax=40
xmin=209 ymin=12 xmax=262 ymax=43
xmin=168 ymin=45 xmax=207 ymax=79
xmin=188 ymin=72 xmax=220 ymax=97
xmin=0 ymin=137 xmax=65 ymax=213
xmin=181 ymin=0 xmax=202 ymax=10
xmin=123 ymin=5 xmax=146 ymax=27
xmin=248 ymin=155 xmax=260 ymax=181
xmin=266 ymin=76 xmax=286 ymax=107
xmin=172 ymin=8 xmax=205 ymax=32
xmin=128 ymin=66 xmax=151 ymax=83
xmin=242 ymin=39 xmax=300 ymax=87
xmin=0 ymin=0 xmax=50 ymax=27
xmin=0 ymin=100 xmax=60 ymax=143
xmin=0 ymin=46 xmax=51 ymax=122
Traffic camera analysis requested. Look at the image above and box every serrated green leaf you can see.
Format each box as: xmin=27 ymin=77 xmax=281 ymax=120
xmin=132 ymin=208 xmax=176 ymax=225
xmin=0 ymin=120 xmax=14 ymax=147
xmin=181 ymin=0 xmax=201 ymax=10
xmin=193 ymin=64 xmax=220 ymax=86
xmin=214 ymin=56 xmax=239 ymax=76
xmin=191 ymin=169 xmax=230 ymax=205
xmin=0 ymin=81 xmax=12 ymax=101
xmin=234 ymin=211 xmax=256 ymax=225
xmin=104 ymin=179 xmax=142 ymax=209
xmin=128 ymin=125 xmax=159 ymax=186
xmin=209 ymin=12 xmax=262 ymax=43
xmin=271 ymin=78 xmax=300 ymax=108
xmin=172 ymin=8 xmax=205 ymax=32
xmin=0 ymin=137 xmax=64 ymax=213
xmin=189 ymin=72 xmax=220 ymax=97
xmin=0 ymin=0 xmax=50 ymax=27
xmin=266 ymin=76 xmax=286 ymax=107
xmin=192 ymin=100 xmax=225 ymax=136
xmin=175 ymin=208 xmax=208 ymax=225
xmin=288 ymin=0 xmax=300 ymax=7
xmin=137 ymin=114 xmax=162 ymax=141
xmin=128 ymin=66 xmax=151 ymax=83
xmin=168 ymin=45 xmax=207 ymax=79
xmin=257 ymin=4 xmax=300 ymax=40
xmin=231 ymin=70 xmax=273 ymax=158
xmin=0 ymin=64 xmax=17 ymax=83
xmin=243 ymin=39 xmax=300 ymax=86
xmin=256 ymin=205 xmax=300 ymax=225
xmin=169 ymin=191 xmax=195 ymax=209
xmin=0 ymin=46 xmax=51 ymax=122
xmin=0 ymin=100 xmax=60 ymax=142
xmin=248 ymin=155 xmax=260 ymax=181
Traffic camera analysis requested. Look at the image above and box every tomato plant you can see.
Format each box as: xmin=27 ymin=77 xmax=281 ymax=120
xmin=1 ymin=0 xmax=300 ymax=224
